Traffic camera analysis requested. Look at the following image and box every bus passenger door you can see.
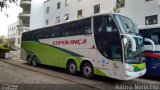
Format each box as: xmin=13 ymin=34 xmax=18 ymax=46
xmin=94 ymin=15 xmax=123 ymax=79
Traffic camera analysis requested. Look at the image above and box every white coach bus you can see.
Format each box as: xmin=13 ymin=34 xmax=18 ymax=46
xmin=21 ymin=13 xmax=152 ymax=80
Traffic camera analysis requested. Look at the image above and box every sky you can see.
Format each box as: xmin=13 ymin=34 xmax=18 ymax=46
xmin=0 ymin=2 xmax=22 ymax=36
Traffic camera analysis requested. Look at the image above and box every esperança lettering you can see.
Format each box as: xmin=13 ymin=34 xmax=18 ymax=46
xmin=53 ymin=39 xmax=87 ymax=45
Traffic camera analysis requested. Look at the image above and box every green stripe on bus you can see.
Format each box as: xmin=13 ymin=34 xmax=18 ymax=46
xmin=131 ymin=63 xmax=146 ymax=72
xmin=21 ymin=41 xmax=83 ymax=70
xmin=22 ymin=41 xmax=108 ymax=76
xmin=94 ymin=67 xmax=108 ymax=77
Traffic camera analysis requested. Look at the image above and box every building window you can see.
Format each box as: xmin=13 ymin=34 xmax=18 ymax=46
xmin=57 ymin=2 xmax=61 ymax=9
xmin=116 ymin=0 xmax=125 ymax=8
xmin=77 ymin=10 xmax=83 ymax=18
xmin=46 ymin=20 xmax=49 ymax=25
xmin=64 ymin=14 xmax=69 ymax=20
xmin=94 ymin=4 xmax=100 ymax=14
xmin=46 ymin=7 xmax=50 ymax=14
xmin=145 ymin=15 xmax=158 ymax=25
xmin=56 ymin=16 xmax=60 ymax=23
xmin=65 ymin=0 xmax=70 ymax=6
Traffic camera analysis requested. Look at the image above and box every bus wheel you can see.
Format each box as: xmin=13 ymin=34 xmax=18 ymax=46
xmin=82 ymin=62 xmax=94 ymax=79
xmin=32 ymin=56 xmax=38 ymax=67
xmin=67 ymin=61 xmax=77 ymax=75
xmin=27 ymin=56 xmax=32 ymax=65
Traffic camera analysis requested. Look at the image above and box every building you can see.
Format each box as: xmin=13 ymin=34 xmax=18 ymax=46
xmin=119 ymin=0 xmax=160 ymax=26
xmin=7 ymin=23 xmax=20 ymax=47
xmin=28 ymin=0 xmax=116 ymax=29
xmin=43 ymin=0 xmax=115 ymax=27
xmin=18 ymin=0 xmax=31 ymax=32
xmin=17 ymin=0 xmax=32 ymax=47
xmin=29 ymin=0 xmax=46 ymax=30
xmin=24 ymin=0 xmax=160 ymax=31
xmin=36 ymin=0 xmax=159 ymax=28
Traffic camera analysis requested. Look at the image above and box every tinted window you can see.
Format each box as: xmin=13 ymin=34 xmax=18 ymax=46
xmin=94 ymin=15 xmax=118 ymax=34
xmin=94 ymin=15 xmax=122 ymax=61
xmin=140 ymin=28 xmax=160 ymax=45
xmin=74 ymin=18 xmax=92 ymax=35
xmin=22 ymin=18 xmax=91 ymax=41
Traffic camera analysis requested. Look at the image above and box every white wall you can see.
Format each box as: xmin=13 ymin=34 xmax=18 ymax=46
xmin=43 ymin=0 xmax=116 ymax=27
xmin=29 ymin=0 xmax=46 ymax=30
xmin=120 ymin=0 xmax=160 ymax=26
xmin=8 ymin=22 xmax=20 ymax=47
xmin=8 ymin=23 xmax=17 ymax=39
xmin=31 ymin=0 xmax=160 ymax=29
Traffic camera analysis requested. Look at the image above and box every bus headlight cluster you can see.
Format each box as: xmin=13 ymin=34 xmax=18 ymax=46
xmin=126 ymin=64 xmax=135 ymax=72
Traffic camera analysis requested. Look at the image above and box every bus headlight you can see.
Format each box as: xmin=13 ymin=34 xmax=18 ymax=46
xmin=125 ymin=64 xmax=134 ymax=72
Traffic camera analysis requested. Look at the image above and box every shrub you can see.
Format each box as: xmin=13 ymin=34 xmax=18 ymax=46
xmin=0 ymin=44 xmax=10 ymax=52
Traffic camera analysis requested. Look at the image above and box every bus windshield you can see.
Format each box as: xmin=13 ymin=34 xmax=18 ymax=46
xmin=114 ymin=15 xmax=139 ymax=34
xmin=115 ymin=14 xmax=144 ymax=64
xmin=124 ymin=39 xmax=144 ymax=64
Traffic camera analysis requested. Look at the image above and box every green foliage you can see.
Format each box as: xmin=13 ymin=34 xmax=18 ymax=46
xmin=0 ymin=38 xmax=4 ymax=44
xmin=116 ymin=0 xmax=125 ymax=8
xmin=113 ymin=6 xmax=120 ymax=13
xmin=0 ymin=0 xmax=18 ymax=11
xmin=113 ymin=0 xmax=125 ymax=13
xmin=0 ymin=43 xmax=10 ymax=52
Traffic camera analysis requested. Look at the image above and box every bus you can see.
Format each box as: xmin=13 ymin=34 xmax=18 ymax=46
xmin=139 ymin=25 xmax=160 ymax=77
xmin=21 ymin=13 xmax=151 ymax=80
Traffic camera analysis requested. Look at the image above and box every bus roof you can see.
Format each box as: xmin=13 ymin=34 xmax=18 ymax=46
xmin=138 ymin=24 xmax=160 ymax=30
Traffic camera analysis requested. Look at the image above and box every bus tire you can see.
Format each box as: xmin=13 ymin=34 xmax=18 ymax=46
xmin=27 ymin=56 xmax=32 ymax=65
xmin=82 ymin=62 xmax=94 ymax=79
xmin=32 ymin=56 xmax=38 ymax=67
xmin=67 ymin=60 xmax=77 ymax=75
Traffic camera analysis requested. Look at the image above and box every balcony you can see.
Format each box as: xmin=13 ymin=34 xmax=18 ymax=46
xmin=17 ymin=24 xmax=29 ymax=30
xmin=20 ymin=0 xmax=31 ymax=5
xmin=20 ymin=0 xmax=31 ymax=9
xmin=19 ymin=11 xmax=30 ymax=17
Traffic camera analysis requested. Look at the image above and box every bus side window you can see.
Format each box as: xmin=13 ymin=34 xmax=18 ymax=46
xmin=151 ymin=29 xmax=160 ymax=44
xmin=74 ymin=18 xmax=91 ymax=35
xmin=63 ymin=23 xmax=74 ymax=37
xmin=151 ymin=35 xmax=159 ymax=44
xmin=54 ymin=27 xmax=63 ymax=37
xmin=139 ymin=29 xmax=151 ymax=45
xmin=99 ymin=16 xmax=117 ymax=32
xmin=140 ymin=29 xmax=160 ymax=45
xmin=94 ymin=16 xmax=118 ymax=33
xmin=84 ymin=25 xmax=92 ymax=34
xmin=49 ymin=26 xmax=57 ymax=38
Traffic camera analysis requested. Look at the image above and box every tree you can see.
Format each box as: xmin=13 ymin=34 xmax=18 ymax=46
xmin=113 ymin=0 xmax=125 ymax=13
xmin=0 ymin=0 xmax=18 ymax=11
xmin=113 ymin=6 xmax=120 ymax=13
xmin=0 ymin=37 xmax=4 ymax=44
